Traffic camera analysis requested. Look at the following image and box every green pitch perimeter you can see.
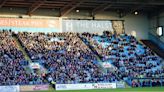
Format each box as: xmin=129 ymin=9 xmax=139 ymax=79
xmin=25 ymin=87 xmax=164 ymax=92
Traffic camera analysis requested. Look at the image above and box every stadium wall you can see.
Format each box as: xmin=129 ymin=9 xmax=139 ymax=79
xmin=66 ymin=11 xmax=149 ymax=39
xmin=0 ymin=7 xmax=149 ymax=39
xmin=149 ymin=12 xmax=164 ymax=50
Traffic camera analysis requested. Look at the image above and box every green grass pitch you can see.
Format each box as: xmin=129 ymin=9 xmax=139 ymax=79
xmin=25 ymin=87 xmax=164 ymax=92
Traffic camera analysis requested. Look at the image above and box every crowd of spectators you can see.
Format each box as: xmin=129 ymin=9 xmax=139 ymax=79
xmin=0 ymin=31 xmax=47 ymax=85
xmin=131 ymin=79 xmax=164 ymax=87
xmin=80 ymin=32 xmax=164 ymax=86
xmin=17 ymin=32 xmax=119 ymax=84
xmin=1 ymin=30 xmax=163 ymax=87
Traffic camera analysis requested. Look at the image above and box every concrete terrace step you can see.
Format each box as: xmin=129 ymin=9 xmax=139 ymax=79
xmin=12 ymin=35 xmax=32 ymax=63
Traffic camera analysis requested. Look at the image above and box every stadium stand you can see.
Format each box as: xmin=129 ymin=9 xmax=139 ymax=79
xmin=0 ymin=30 xmax=163 ymax=88
xmin=0 ymin=0 xmax=164 ymax=92
xmin=16 ymin=32 xmax=120 ymax=84
xmin=80 ymin=32 xmax=164 ymax=87
xmin=0 ymin=31 xmax=46 ymax=85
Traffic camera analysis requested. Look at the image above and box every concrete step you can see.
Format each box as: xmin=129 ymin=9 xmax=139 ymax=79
xmin=12 ymin=35 xmax=32 ymax=62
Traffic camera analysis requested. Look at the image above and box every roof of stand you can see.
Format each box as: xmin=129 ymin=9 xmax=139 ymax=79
xmin=0 ymin=0 xmax=164 ymax=17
